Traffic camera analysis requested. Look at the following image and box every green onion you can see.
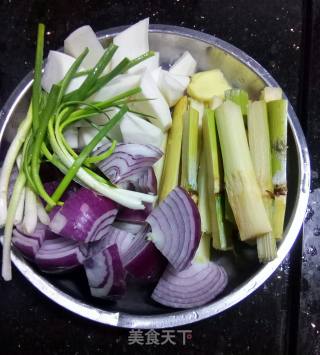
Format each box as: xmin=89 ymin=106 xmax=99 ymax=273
xmin=159 ymin=96 xmax=187 ymax=201
xmin=31 ymin=84 xmax=61 ymax=207
xmin=248 ymin=100 xmax=277 ymax=262
xmin=215 ymin=100 xmax=272 ymax=240
xmin=267 ymin=99 xmax=288 ymax=240
xmin=2 ymin=171 xmax=26 ymax=280
xmin=85 ymin=140 xmax=117 ymax=164
xmin=32 ymin=23 xmax=45 ymax=132
xmin=125 ymin=51 xmax=155 ymax=70
xmin=47 ymin=105 xmax=128 ymax=210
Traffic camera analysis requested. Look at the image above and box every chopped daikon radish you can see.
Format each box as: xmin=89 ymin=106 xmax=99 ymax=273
xmin=151 ymin=67 xmax=162 ymax=86
xmin=41 ymin=51 xmax=86 ymax=93
xmin=158 ymin=70 xmax=190 ymax=107
xmin=169 ymin=51 xmax=197 ymax=76
xmin=64 ymin=127 xmax=79 ymax=149
xmin=120 ymin=112 xmax=164 ymax=147
xmin=64 ymin=25 xmax=107 ymax=70
xmin=128 ymin=52 xmax=159 ymax=74
xmin=129 ymin=70 xmax=172 ymax=132
xmin=78 ymin=127 xmax=110 ymax=149
xmin=111 ymin=18 xmax=149 ymax=68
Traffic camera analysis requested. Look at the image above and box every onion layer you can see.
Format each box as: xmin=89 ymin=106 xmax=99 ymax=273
xmin=151 ymin=262 xmax=228 ymax=308
xmin=146 ymin=187 xmax=201 ymax=271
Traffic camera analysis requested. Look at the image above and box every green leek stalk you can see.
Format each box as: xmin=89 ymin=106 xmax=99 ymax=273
xmin=267 ymin=99 xmax=288 ymax=240
xmin=215 ymin=101 xmax=272 ymax=240
xmin=203 ymin=108 xmax=233 ymax=250
xmin=159 ymin=96 xmax=188 ymax=201
xmin=260 ymin=87 xmax=283 ymax=102
xmin=248 ymin=101 xmax=277 ymax=262
xmin=180 ymin=107 xmax=199 ymax=197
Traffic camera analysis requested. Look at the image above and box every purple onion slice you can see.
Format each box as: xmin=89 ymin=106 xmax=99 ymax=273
xmin=146 ymin=187 xmax=201 ymax=271
xmin=95 ymin=143 xmax=162 ymax=184
xmin=121 ymin=168 xmax=157 ymax=194
xmin=49 ymin=187 xmax=118 ymax=242
xmin=151 ymin=262 xmax=228 ymax=308
xmin=83 ymin=243 xmax=126 ymax=299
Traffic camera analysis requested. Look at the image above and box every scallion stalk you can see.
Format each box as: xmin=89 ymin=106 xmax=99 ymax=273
xmin=215 ymin=100 xmax=272 ymax=240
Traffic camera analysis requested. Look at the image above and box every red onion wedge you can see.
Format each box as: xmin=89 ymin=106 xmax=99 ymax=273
xmin=151 ymin=262 xmax=228 ymax=308
xmin=122 ymin=225 xmax=167 ymax=282
xmin=146 ymin=187 xmax=201 ymax=271
xmin=35 ymin=233 xmax=84 ymax=273
xmin=123 ymin=168 xmax=157 ymax=195
xmin=117 ymin=207 xmax=149 ymax=224
xmin=83 ymin=243 xmax=126 ymax=299
xmin=113 ymin=221 xmax=144 ymax=234
xmin=12 ymin=223 xmax=47 ymax=261
xmin=95 ymin=143 xmax=162 ymax=184
xmin=49 ymin=187 xmax=118 ymax=242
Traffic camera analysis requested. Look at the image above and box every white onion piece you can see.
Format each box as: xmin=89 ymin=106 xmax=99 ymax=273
xmin=169 ymin=51 xmax=197 ymax=76
xmin=158 ymin=70 xmax=190 ymax=107
xmin=152 ymin=262 xmax=228 ymax=308
xmin=41 ymin=51 xmax=86 ymax=93
xmin=95 ymin=143 xmax=162 ymax=184
xmin=129 ymin=70 xmax=172 ymax=132
xmin=83 ymin=243 xmax=126 ymax=299
xmin=120 ymin=112 xmax=164 ymax=148
xmin=146 ymin=187 xmax=201 ymax=271
xmin=64 ymin=25 xmax=107 ymax=70
xmin=111 ymin=18 xmax=149 ymax=69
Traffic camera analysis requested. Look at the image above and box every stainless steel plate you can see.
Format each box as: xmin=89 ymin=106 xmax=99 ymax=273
xmin=0 ymin=25 xmax=310 ymax=329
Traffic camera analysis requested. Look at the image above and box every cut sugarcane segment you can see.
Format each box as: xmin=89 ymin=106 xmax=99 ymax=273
xmin=267 ymin=99 xmax=288 ymax=240
xmin=260 ymin=87 xmax=283 ymax=102
xmin=209 ymin=193 xmax=233 ymax=250
xmin=198 ymin=155 xmax=211 ymax=234
xmin=225 ymin=89 xmax=249 ymax=116
xmin=159 ymin=96 xmax=187 ymax=201
xmin=189 ymin=98 xmax=205 ymax=125
xmin=181 ymin=107 xmax=199 ymax=194
xmin=193 ymin=233 xmax=211 ymax=264
xmin=120 ymin=112 xmax=164 ymax=147
xmin=64 ymin=126 xmax=79 ymax=149
xmin=41 ymin=51 xmax=86 ymax=93
xmin=203 ymin=109 xmax=222 ymax=194
xmin=129 ymin=70 xmax=172 ymax=132
xmin=224 ymin=194 xmax=236 ymax=226
xmin=169 ymin=51 xmax=197 ymax=76
xmin=153 ymin=133 xmax=168 ymax=190
xmin=78 ymin=127 xmax=110 ymax=149
xmin=158 ymin=70 xmax=190 ymax=107
xmin=128 ymin=52 xmax=159 ymax=74
xmin=248 ymin=100 xmax=277 ymax=262
xmin=64 ymin=25 xmax=106 ymax=70
xmin=215 ymin=100 xmax=272 ymax=240
xmin=111 ymin=18 xmax=149 ymax=69
xmin=188 ymin=69 xmax=231 ymax=102
xmin=210 ymin=96 xmax=223 ymax=110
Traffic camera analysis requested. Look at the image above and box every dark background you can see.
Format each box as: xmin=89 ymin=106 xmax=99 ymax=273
xmin=0 ymin=0 xmax=319 ymax=354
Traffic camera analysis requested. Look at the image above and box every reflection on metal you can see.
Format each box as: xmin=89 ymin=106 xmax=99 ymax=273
xmin=0 ymin=25 xmax=310 ymax=329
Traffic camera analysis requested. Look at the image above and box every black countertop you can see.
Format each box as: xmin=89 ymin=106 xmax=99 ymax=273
xmin=0 ymin=1 xmax=318 ymax=354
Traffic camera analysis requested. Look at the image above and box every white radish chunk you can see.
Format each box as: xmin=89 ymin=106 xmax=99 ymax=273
xmin=120 ymin=112 xmax=164 ymax=147
xmin=130 ymin=70 xmax=172 ymax=132
xmin=41 ymin=51 xmax=86 ymax=93
xmin=151 ymin=67 xmax=162 ymax=86
xmin=78 ymin=127 xmax=110 ymax=149
xmin=158 ymin=70 xmax=190 ymax=107
xmin=112 ymin=18 xmax=149 ymax=69
xmin=64 ymin=127 xmax=79 ymax=149
xmin=64 ymin=25 xmax=106 ymax=70
xmin=169 ymin=51 xmax=197 ymax=76
xmin=128 ymin=52 xmax=160 ymax=74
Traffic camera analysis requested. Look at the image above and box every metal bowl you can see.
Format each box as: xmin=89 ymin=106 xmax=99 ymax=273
xmin=0 ymin=25 xmax=310 ymax=329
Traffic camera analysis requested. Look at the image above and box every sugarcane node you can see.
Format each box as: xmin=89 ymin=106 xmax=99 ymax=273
xmin=274 ymin=185 xmax=287 ymax=196
xmin=266 ymin=189 xmax=275 ymax=199
xmin=273 ymin=139 xmax=287 ymax=155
